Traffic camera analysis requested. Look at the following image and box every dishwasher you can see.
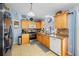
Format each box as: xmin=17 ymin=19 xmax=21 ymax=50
xmin=50 ymin=37 xmax=61 ymax=55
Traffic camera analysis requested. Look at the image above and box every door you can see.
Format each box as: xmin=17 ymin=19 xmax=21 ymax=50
xmin=76 ymin=8 xmax=79 ymax=56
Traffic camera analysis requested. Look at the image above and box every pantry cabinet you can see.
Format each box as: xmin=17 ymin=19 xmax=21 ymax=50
xmin=54 ymin=12 xmax=68 ymax=29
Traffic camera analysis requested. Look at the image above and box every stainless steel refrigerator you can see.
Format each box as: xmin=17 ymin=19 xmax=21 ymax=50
xmin=0 ymin=3 xmax=13 ymax=56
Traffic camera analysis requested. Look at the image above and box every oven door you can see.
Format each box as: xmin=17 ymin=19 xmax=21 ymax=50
xmin=29 ymin=32 xmax=36 ymax=40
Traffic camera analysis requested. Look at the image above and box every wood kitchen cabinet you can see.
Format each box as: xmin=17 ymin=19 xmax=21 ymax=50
xmin=61 ymin=37 xmax=68 ymax=56
xmin=37 ymin=33 xmax=42 ymax=42
xmin=37 ymin=33 xmax=50 ymax=48
xmin=41 ymin=21 xmax=44 ymax=28
xmin=28 ymin=21 xmax=36 ymax=28
xmin=21 ymin=20 xmax=29 ymax=30
xmin=36 ymin=21 xmax=41 ymax=29
xmin=22 ymin=34 xmax=29 ymax=44
xmin=54 ymin=12 xmax=68 ymax=29
xmin=43 ymin=35 xmax=50 ymax=48
xmin=36 ymin=21 xmax=44 ymax=29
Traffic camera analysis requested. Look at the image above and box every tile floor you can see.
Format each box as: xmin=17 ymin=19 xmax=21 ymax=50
xmin=12 ymin=40 xmax=57 ymax=56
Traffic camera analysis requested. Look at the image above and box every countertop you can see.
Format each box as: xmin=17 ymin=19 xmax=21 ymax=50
xmin=37 ymin=32 xmax=68 ymax=39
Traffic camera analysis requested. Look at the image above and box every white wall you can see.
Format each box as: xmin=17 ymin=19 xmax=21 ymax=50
xmin=5 ymin=3 xmax=79 ymax=18
xmin=76 ymin=7 xmax=79 ymax=56
xmin=8 ymin=6 xmax=22 ymax=44
xmin=12 ymin=20 xmax=21 ymax=44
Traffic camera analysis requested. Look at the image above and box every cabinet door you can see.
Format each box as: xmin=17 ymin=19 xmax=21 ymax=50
xmin=37 ymin=33 xmax=42 ymax=43
xmin=61 ymin=14 xmax=68 ymax=28
xmin=21 ymin=20 xmax=29 ymax=29
xmin=41 ymin=21 xmax=44 ymax=28
xmin=36 ymin=22 xmax=41 ymax=29
xmin=54 ymin=15 xmax=61 ymax=28
xmin=37 ymin=34 xmax=39 ymax=41
xmin=40 ymin=34 xmax=44 ymax=44
xmin=54 ymin=13 xmax=68 ymax=28
xmin=45 ymin=37 xmax=50 ymax=48
xmin=22 ymin=34 xmax=29 ymax=44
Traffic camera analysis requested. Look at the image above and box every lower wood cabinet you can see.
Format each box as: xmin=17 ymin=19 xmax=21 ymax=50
xmin=37 ymin=33 xmax=50 ymax=48
xmin=22 ymin=34 xmax=29 ymax=44
xmin=37 ymin=33 xmax=68 ymax=56
xmin=61 ymin=37 xmax=68 ymax=56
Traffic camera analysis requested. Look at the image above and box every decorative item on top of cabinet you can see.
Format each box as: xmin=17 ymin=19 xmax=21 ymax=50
xmin=54 ymin=11 xmax=68 ymax=29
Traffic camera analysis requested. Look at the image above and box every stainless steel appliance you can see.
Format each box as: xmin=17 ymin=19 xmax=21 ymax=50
xmin=27 ymin=29 xmax=36 ymax=40
xmin=0 ymin=3 xmax=13 ymax=56
xmin=29 ymin=32 xmax=36 ymax=40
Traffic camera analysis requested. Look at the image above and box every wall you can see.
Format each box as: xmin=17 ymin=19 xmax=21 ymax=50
xmin=68 ymin=9 xmax=76 ymax=56
xmin=76 ymin=7 xmax=79 ymax=56
xmin=10 ymin=8 xmax=22 ymax=44
xmin=5 ymin=3 xmax=79 ymax=18
xmin=68 ymin=6 xmax=79 ymax=56
xmin=12 ymin=20 xmax=21 ymax=44
xmin=44 ymin=16 xmax=54 ymax=34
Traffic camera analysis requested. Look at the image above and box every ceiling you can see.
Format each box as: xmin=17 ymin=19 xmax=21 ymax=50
xmin=5 ymin=3 xmax=79 ymax=18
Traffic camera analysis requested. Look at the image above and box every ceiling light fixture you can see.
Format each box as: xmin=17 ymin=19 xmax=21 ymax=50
xmin=27 ymin=3 xmax=35 ymax=17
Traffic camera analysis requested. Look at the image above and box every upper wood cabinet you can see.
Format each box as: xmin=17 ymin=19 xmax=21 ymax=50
xmin=36 ymin=21 xmax=44 ymax=29
xmin=36 ymin=21 xmax=41 ymax=29
xmin=41 ymin=21 xmax=44 ymax=28
xmin=28 ymin=21 xmax=36 ymax=28
xmin=54 ymin=12 xmax=68 ymax=29
xmin=21 ymin=20 xmax=29 ymax=29
xmin=21 ymin=20 xmax=44 ymax=29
